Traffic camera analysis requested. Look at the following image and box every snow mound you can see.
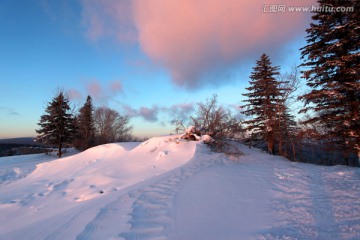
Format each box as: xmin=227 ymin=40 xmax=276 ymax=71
xmin=201 ymin=134 xmax=215 ymax=143
xmin=0 ymin=135 xmax=197 ymax=204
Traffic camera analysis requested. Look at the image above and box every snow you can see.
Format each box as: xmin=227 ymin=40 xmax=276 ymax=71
xmin=0 ymin=149 xmax=78 ymax=186
xmin=0 ymin=135 xmax=360 ymax=239
xmin=201 ymin=134 xmax=214 ymax=143
xmin=186 ymin=126 xmax=196 ymax=133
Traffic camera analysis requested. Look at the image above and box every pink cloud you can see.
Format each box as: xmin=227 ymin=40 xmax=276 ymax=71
xmin=122 ymin=104 xmax=138 ymax=117
xmin=133 ymin=0 xmax=315 ymax=88
xmin=68 ymin=89 xmax=82 ymax=101
xmin=81 ymin=0 xmax=136 ymax=42
xmin=122 ymin=104 xmax=160 ymax=122
xmin=168 ymin=103 xmax=194 ymax=121
xmin=139 ymin=106 xmax=159 ymax=122
xmin=122 ymin=103 xmax=194 ymax=123
xmin=86 ymin=81 xmax=102 ymax=100
xmin=85 ymin=80 xmax=123 ymax=105
xmin=110 ymin=80 xmax=122 ymax=93
xmin=81 ymin=0 xmax=316 ymax=88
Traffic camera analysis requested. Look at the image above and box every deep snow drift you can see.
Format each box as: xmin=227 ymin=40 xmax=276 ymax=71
xmin=0 ymin=135 xmax=359 ymax=239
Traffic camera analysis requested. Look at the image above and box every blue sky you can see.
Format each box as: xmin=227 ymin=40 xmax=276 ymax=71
xmin=0 ymin=0 xmax=314 ymax=139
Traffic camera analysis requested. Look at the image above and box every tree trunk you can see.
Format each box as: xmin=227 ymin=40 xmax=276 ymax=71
xmin=277 ymin=106 xmax=283 ymax=156
xmin=278 ymin=134 xmax=282 ymax=156
xmin=284 ymin=118 xmax=296 ymax=162
xmin=289 ymin=136 xmax=297 ymax=162
xmin=268 ymin=136 xmax=274 ymax=155
xmin=249 ymin=133 xmax=253 ymax=148
xmin=58 ymin=138 xmax=62 ymax=158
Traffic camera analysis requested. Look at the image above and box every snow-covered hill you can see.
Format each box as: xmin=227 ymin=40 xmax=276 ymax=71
xmin=0 ymin=135 xmax=359 ymax=239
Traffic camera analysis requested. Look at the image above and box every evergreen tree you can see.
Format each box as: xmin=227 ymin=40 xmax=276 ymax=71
xmin=299 ymin=0 xmax=360 ymax=165
xmin=242 ymin=54 xmax=285 ymax=154
xmin=74 ymin=95 xmax=95 ymax=150
xmin=35 ymin=90 xmax=76 ymax=158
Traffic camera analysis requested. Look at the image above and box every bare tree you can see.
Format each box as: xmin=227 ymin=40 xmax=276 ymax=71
xmin=277 ymin=66 xmax=301 ymax=161
xmin=188 ymin=95 xmax=243 ymax=153
xmin=173 ymin=120 xmax=186 ymax=134
xmin=94 ymin=107 xmax=133 ymax=144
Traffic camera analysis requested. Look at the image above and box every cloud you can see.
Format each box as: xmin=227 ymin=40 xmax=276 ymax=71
xmin=87 ymin=81 xmax=103 ymax=100
xmin=139 ymin=106 xmax=159 ymax=122
xmin=122 ymin=103 xmax=194 ymax=124
xmin=110 ymin=80 xmax=122 ymax=93
xmin=227 ymin=103 xmax=241 ymax=112
xmin=0 ymin=107 xmax=20 ymax=116
xmin=9 ymin=111 xmax=20 ymax=116
xmin=168 ymin=103 xmax=195 ymax=122
xmin=85 ymin=79 xmax=124 ymax=105
xmin=41 ymin=0 xmax=82 ymax=34
xmin=80 ymin=0 xmax=315 ymax=89
xmin=123 ymin=105 xmax=160 ymax=122
xmin=227 ymin=103 xmax=245 ymax=120
xmin=80 ymin=0 xmax=136 ymax=42
xmin=68 ymin=89 xmax=82 ymax=101
xmin=122 ymin=104 xmax=138 ymax=117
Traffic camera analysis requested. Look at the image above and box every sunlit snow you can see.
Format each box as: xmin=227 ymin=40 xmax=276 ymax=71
xmin=0 ymin=135 xmax=359 ymax=239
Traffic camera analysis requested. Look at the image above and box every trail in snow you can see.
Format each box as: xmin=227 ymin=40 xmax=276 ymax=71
xmin=0 ymin=136 xmax=360 ymax=239
xmin=268 ymin=155 xmax=360 ymax=240
xmin=119 ymin=144 xmax=223 ymax=239
xmin=116 ymin=144 xmax=360 ymax=240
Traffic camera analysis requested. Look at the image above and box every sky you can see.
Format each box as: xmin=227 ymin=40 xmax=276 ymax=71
xmin=0 ymin=0 xmax=316 ymax=139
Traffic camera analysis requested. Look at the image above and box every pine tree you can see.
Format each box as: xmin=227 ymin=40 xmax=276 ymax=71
xmin=35 ymin=90 xmax=76 ymax=158
xmin=242 ymin=54 xmax=286 ymax=154
xmin=74 ymin=95 xmax=95 ymax=150
xmin=299 ymin=0 xmax=360 ymax=165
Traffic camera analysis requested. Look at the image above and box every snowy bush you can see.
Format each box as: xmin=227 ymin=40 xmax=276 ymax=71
xmin=179 ymin=95 xmax=243 ymax=154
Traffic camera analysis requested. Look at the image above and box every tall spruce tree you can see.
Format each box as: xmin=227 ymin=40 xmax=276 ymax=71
xmin=36 ymin=91 xmax=76 ymax=158
xmin=74 ymin=95 xmax=95 ymax=150
xmin=242 ymin=54 xmax=285 ymax=154
xmin=299 ymin=0 xmax=360 ymax=165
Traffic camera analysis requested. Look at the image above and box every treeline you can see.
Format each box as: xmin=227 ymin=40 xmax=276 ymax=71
xmin=0 ymin=144 xmax=46 ymax=157
xmin=245 ymin=0 xmax=359 ymax=166
xmin=240 ymin=53 xmax=359 ymax=166
xmin=35 ymin=91 xmax=134 ymax=158
xmin=240 ymin=0 xmax=359 ymax=166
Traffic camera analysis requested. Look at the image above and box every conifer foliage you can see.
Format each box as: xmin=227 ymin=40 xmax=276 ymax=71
xmin=74 ymin=95 xmax=95 ymax=150
xmin=35 ymin=90 xmax=76 ymax=158
xmin=242 ymin=54 xmax=286 ymax=154
xmin=299 ymin=0 xmax=360 ymax=165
